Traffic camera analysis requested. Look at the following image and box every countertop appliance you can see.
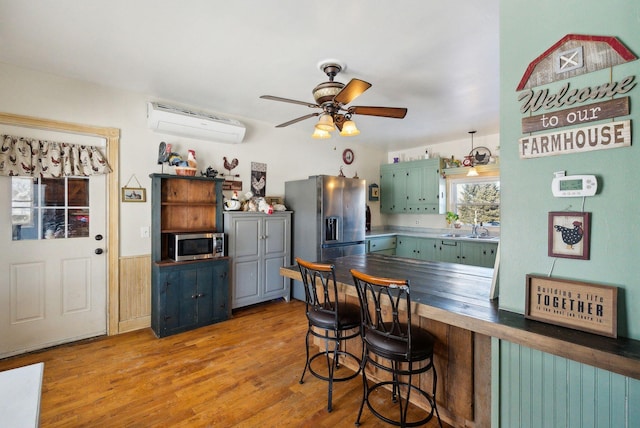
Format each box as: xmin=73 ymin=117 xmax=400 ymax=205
xmin=285 ymin=175 xmax=366 ymax=300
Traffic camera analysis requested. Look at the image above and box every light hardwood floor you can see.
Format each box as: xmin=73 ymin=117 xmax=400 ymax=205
xmin=0 ymin=299 xmax=448 ymax=427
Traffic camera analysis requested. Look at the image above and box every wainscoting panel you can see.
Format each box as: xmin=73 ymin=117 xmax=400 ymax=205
xmin=118 ymin=255 xmax=151 ymax=332
xmin=497 ymin=339 xmax=640 ymax=428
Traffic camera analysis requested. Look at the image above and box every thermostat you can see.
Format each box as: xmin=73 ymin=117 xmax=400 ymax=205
xmin=551 ymin=175 xmax=597 ymax=197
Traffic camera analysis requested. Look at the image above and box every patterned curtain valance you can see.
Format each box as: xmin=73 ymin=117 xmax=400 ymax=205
xmin=0 ymin=134 xmax=111 ymax=177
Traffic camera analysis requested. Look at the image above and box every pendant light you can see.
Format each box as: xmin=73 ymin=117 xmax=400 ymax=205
xmin=467 ymin=130 xmax=479 ymax=176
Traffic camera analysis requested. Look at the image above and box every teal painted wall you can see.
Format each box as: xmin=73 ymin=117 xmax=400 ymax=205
xmin=499 ymin=0 xmax=640 ymax=338
xmin=498 ymin=1 xmax=640 ymax=426
xmin=497 ymin=340 xmax=640 ymax=428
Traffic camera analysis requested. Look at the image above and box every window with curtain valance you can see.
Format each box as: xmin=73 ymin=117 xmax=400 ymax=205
xmin=0 ymin=134 xmax=111 ymax=177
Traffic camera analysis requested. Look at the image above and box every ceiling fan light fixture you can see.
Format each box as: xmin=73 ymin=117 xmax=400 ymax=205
xmin=312 ymin=127 xmax=331 ymax=139
xmin=312 ymin=81 xmax=345 ymax=104
xmin=339 ymin=119 xmax=360 ymax=136
xmin=315 ymin=113 xmax=335 ymax=132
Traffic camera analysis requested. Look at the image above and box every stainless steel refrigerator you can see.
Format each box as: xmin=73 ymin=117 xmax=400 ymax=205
xmin=285 ymin=175 xmax=366 ymax=300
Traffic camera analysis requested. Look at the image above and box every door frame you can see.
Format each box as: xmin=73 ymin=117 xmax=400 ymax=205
xmin=0 ymin=112 xmax=121 ymax=335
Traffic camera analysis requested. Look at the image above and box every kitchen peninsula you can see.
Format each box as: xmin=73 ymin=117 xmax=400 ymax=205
xmin=280 ymin=253 xmax=640 ymax=427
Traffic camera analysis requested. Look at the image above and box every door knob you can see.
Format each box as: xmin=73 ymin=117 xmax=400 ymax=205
xmin=95 ymin=234 xmax=103 ymax=241
xmin=95 ymin=248 xmax=104 ymax=255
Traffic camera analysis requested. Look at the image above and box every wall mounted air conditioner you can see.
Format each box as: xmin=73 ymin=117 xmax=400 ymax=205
xmin=147 ymin=102 xmax=246 ymax=144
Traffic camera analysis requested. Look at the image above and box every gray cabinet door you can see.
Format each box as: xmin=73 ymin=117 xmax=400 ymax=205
xmin=225 ymin=212 xmax=291 ymax=308
xmin=263 ymin=215 xmax=290 ymax=299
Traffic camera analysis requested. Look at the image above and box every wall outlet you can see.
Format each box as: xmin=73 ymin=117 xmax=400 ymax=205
xmin=140 ymin=226 xmax=150 ymax=238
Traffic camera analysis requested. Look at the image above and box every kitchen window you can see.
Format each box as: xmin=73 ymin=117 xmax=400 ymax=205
xmin=448 ymin=176 xmax=500 ymax=227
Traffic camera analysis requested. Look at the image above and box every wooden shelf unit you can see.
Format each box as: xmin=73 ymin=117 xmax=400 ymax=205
xmin=150 ymin=173 xmax=229 ymax=338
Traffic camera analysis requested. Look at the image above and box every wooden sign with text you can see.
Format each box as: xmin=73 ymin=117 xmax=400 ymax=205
xmin=525 ymin=275 xmax=617 ymax=338
xmin=522 ymin=97 xmax=629 ymax=133
xmin=519 ymin=120 xmax=630 ymax=159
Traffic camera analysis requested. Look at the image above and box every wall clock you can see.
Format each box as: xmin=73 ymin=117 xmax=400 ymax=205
xmin=342 ymin=148 xmax=354 ymax=165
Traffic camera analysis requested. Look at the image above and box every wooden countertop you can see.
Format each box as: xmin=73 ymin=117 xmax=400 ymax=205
xmin=281 ymin=253 xmax=640 ymax=380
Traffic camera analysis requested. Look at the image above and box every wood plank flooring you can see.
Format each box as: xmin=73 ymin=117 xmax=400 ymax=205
xmin=0 ymin=300 xmax=449 ymax=427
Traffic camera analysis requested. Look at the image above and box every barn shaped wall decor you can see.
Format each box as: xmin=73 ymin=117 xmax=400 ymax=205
xmin=516 ymin=34 xmax=637 ymax=160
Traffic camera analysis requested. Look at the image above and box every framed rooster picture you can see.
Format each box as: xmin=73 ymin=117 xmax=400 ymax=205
xmin=548 ymin=211 xmax=591 ymax=260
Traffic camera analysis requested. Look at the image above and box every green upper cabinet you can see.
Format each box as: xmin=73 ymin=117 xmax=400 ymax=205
xmin=380 ymin=163 xmax=408 ymax=213
xmin=380 ymin=158 xmax=444 ymax=214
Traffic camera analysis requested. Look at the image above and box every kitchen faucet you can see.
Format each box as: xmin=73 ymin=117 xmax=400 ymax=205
xmin=471 ymin=222 xmax=490 ymax=238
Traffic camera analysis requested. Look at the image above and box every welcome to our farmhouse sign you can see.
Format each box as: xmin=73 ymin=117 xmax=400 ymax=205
xmin=517 ymin=35 xmax=636 ymax=159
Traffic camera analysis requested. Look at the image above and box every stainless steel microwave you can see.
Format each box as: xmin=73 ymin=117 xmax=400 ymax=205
xmin=167 ymin=232 xmax=224 ymax=262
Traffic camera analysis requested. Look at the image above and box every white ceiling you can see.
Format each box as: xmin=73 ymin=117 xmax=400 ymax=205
xmin=0 ymin=0 xmax=500 ymax=151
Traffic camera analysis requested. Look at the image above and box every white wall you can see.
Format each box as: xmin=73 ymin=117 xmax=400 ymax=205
xmin=0 ymin=62 xmax=500 ymax=253
xmin=0 ymin=62 xmax=387 ymax=256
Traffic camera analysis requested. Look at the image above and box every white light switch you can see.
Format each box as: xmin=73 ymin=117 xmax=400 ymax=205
xmin=140 ymin=226 xmax=150 ymax=238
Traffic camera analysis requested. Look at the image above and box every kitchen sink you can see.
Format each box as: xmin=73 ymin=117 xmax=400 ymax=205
xmin=441 ymin=233 xmax=463 ymax=237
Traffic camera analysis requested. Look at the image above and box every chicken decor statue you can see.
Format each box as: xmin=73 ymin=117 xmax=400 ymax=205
xmin=157 ymin=142 xmax=186 ymax=171
xmin=223 ymin=157 xmax=239 ymax=177
xmin=554 ymin=220 xmax=583 ymax=249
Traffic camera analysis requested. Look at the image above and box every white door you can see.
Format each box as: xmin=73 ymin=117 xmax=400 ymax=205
xmin=0 ymin=131 xmax=107 ymax=358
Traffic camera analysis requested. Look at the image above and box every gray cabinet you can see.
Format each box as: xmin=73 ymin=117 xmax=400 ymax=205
xmin=380 ymin=159 xmax=444 ymax=214
xmin=224 ymin=212 xmax=291 ymax=309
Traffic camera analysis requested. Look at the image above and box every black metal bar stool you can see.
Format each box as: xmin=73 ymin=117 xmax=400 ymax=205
xmin=351 ymin=269 xmax=442 ymax=427
xmin=296 ymin=257 xmax=362 ymax=412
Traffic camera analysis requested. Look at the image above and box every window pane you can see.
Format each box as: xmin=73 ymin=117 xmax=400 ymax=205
xmin=68 ymin=209 xmax=89 ymax=238
xmin=42 ymin=178 xmax=66 ymax=206
xmin=42 ymin=208 xmax=66 ymax=239
xmin=68 ymin=178 xmax=89 ymax=206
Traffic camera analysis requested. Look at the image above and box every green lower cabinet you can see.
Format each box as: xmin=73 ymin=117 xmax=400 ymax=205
xmin=435 ymin=239 xmax=461 ymax=263
xmin=460 ymin=241 xmax=498 ymax=268
xmin=152 ymin=259 xmax=230 ymax=338
xmin=375 ymin=234 xmax=497 ymax=267
xmin=367 ymin=236 xmax=397 ymax=255
xmin=396 ymin=236 xmax=437 ymax=260
xmin=433 ymin=238 xmax=499 ymax=267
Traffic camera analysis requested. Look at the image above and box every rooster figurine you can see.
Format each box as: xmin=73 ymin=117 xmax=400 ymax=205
xmin=223 ymin=157 xmax=239 ymax=177
xmin=554 ymin=221 xmax=583 ymax=249
xmin=187 ymin=149 xmax=197 ymax=169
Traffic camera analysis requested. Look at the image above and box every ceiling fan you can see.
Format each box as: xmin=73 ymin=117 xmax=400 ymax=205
xmin=260 ymin=60 xmax=407 ymax=137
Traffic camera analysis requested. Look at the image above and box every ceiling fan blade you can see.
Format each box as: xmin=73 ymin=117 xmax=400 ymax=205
xmin=275 ymin=112 xmax=320 ymax=128
xmin=349 ymin=106 xmax=408 ymax=119
xmin=260 ymin=95 xmax=319 ymax=109
xmin=333 ymin=79 xmax=372 ymax=105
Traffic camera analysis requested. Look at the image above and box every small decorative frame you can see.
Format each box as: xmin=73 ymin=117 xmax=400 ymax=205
xmin=121 ymin=187 xmax=146 ymax=202
xmin=121 ymin=174 xmax=146 ymax=202
xmin=265 ymin=196 xmax=283 ymax=205
xmin=548 ymin=211 xmax=590 ymax=260
xmin=368 ymin=183 xmax=379 ymax=201
xmin=525 ymin=274 xmax=617 ymax=338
